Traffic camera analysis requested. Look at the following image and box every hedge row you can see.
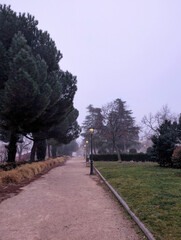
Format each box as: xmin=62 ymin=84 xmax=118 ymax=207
xmin=0 ymin=161 xmax=33 ymax=171
xmin=92 ymin=153 xmax=155 ymax=162
xmin=0 ymin=157 xmax=65 ymax=187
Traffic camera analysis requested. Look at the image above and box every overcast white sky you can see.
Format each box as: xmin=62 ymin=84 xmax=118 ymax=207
xmin=2 ymin=0 xmax=181 ymax=126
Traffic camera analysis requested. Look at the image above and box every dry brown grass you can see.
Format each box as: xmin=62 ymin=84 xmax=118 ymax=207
xmin=0 ymin=157 xmax=65 ymax=186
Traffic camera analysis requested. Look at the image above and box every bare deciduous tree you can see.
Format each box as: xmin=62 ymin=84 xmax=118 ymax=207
xmin=141 ymin=105 xmax=178 ymax=139
xmin=17 ymin=137 xmax=32 ymax=161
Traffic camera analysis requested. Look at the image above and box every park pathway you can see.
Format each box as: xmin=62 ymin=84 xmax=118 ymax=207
xmin=0 ymin=158 xmax=141 ymax=240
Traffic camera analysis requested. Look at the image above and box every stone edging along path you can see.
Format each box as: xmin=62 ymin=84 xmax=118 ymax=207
xmin=94 ymin=166 xmax=156 ymax=240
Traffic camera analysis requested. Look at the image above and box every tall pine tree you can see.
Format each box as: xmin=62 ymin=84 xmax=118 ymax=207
xmin=0 ymin=32 xmax=52 ymax=162
xmin=0 ymin=5 xmax=80 ymax=162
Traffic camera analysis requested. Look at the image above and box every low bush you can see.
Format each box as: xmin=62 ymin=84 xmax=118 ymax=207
xmin=17 ymin=164 xmax=35 ymax=179
xmin=0 ymin=161 xmax=33 ymax=171
xmin=0 ymin=157 xmax=64 ymax=172
xmin=0 ymin=157 xmax=65 ymax=187
xmin=92 ymin=153 xmax=154 ymax=162
xmin=0 ymin=169 xmax=23 ymax=184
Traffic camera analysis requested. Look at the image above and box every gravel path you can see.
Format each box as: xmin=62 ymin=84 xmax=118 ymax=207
xmin=0 ymin=157 xmax=142 ymax=240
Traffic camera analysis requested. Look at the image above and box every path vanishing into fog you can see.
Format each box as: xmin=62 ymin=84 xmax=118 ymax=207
xmin=0 ymin=158 xmax=141 ymax=240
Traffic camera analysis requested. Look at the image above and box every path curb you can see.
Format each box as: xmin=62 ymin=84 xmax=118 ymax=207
xmin=94 ymin=167 xmax=156 ymax=240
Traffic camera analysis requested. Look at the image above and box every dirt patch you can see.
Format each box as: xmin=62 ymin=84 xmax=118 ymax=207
xmin=0 ymin=162 xmax=64 ymax=204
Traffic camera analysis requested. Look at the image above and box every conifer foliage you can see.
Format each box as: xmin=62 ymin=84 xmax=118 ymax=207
xmin=1 ymin=32 xmax=51 ymax=129
xmin=0 ymin=5 xmax=80 ymax=162
xmin=151 ymin=120 xmax=179 ymax=167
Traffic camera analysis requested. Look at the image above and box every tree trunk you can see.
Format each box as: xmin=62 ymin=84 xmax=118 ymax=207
xmin=18 ymin=150 xmax=22 ymax=161
xmin=37 ymin=139 xmax=46 ymax=161
xmin=51 ymin=145 xmax=57 ymax=158
xmin=123 ymin=141 xmax=127 ymax=153
xmin=116 ymin=145 xmax=122 ymax=162
xmin=48 ymin=144 xmax=51 ymax=158
xmin=30 ymin=140 xmax=37 ymax=161
xmin=7 ymin=131 xmax=18 ymax=163
xmin=112 ymin=143 xmax=115 ymax=153
xmin=112 ymin=137 xmax=115 ymax=153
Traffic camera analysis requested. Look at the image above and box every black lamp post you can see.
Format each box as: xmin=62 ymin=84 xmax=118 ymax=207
xmin=89 ymin=127 xmax=94 ymax=175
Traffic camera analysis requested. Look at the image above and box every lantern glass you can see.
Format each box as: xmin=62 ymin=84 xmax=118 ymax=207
xmin=89 ymin=128 xmax=94 ymax=133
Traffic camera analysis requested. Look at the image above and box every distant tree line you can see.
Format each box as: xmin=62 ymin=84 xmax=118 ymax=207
xmin=83 ymin=100 xmax=181 ymax=168
xmin=0 ymin=5 xmax=80 ymax=162
xmin=81 ymin=98 xmax=140 ymax=160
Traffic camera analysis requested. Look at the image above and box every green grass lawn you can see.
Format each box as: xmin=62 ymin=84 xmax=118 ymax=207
xmin=95 ymin=161 xmax=181 ymax=240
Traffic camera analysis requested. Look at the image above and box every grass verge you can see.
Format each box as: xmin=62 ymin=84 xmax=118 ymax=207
xmin=0 ymin=157 xmax=65 ymax=186
xmin=95 ymin=161 xmax=181 ymax=240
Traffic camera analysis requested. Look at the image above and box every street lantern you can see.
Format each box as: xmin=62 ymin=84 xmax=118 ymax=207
xmin=89 ymin=127 xmax=94 ymax=175
xmin=89 ymin=128 xmax=94 ymax=134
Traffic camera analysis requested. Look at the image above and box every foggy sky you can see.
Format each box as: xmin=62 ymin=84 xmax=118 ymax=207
xmin=2 ymin=0 xmax=181 ymax=125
